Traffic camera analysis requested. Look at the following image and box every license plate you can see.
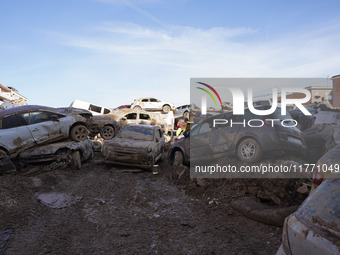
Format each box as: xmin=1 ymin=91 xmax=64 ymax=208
xmin=288 ymin=136 xmax=302 ymax=145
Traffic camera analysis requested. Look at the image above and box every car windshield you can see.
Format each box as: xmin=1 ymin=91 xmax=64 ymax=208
xmin=118 ymin=126 xmax=154 ymax=141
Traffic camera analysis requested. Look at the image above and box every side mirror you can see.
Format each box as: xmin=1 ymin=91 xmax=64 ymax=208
xmin=183 ymin=131 xmax=190 ymax=138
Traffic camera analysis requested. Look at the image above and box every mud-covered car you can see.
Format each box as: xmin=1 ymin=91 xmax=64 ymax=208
xmin=0 ymin=105 xmax=91 ymax=159
xmin=170 ymin=106 xmax=306 ymax=163
xmin=103 ymin=124 xmax=165 ymax=169
xmin=131 ymin=97 xmax=175 ymax=114
xmin=90 ymin=108 xmax=174 ymax=140
xmin=18 ymin=139 xmax=93 ymax=170
xmin=277 ymin=177 xmax=340 ymax=255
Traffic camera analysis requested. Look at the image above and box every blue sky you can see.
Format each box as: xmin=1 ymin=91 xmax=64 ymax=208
xmin=1 ymin=0 xmax=340 ymax=108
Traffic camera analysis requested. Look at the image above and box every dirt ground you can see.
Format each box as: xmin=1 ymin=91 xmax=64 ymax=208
xmin=0 ymin=155 xmax=285 ymax=255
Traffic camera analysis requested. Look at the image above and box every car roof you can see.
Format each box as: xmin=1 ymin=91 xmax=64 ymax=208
xmin=0 ymin=105 xmax=58 ymax=118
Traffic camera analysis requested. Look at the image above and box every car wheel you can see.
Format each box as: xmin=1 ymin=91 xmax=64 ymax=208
xmin=162 ymin=105 xmax=170 ymax=113
xmin=70 ymin=124 xmax=89 ymax=141
xmin=100 ymin=125 xmax=115 ymax=140
xmin=173 ymin=150 xmax=184 ymax=166
xmin=237 ymin=138 xmax=262 ymax=163
xmin=134 ymin=105 xmax=141 ymax=110
xmin=0 ymin=149 xmax=8 ymax=160
xmin=70 ymin=151 xmax=81 ymax=170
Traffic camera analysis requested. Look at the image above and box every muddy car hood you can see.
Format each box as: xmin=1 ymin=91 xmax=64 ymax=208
xmin=105 ymin=137 xmax=154 ymax=150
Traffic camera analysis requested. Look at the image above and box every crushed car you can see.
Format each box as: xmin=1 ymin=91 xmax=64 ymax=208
xmin=170 ymin=106 xmax=307 ymax=164
xmin=103 ymin=124 xmax=165 ymax=170
xmin=130 ymin=97 xmax=176 ymax=114
xmin=0 ymin=105 xmax=91 ymax=159
xmin=276 ymin=177 xmax=340 ymax=255
xmin=310 ymin=143 xmax=340 ymax=192
xmin=90 ymin=108 xmax=174 ymax=140
xmin=18 ymin=139 xmax=94 ymax=170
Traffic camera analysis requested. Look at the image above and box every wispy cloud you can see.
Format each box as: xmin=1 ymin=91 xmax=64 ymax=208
xmin=41 ymin=20 xmax=340 ymax=107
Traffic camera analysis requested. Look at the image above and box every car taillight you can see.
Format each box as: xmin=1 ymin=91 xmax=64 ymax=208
xmin=174 ymin=137 xmax=179 ymax=142
xmin=313 ymin=171 xmax=323 ymax=185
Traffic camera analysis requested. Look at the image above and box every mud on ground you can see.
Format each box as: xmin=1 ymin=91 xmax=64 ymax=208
xmin=0 ymin=158 xmax=287 ymax=255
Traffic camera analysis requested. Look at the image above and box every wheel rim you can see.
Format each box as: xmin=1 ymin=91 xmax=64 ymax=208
xmin=74 ymin=127 xmax=87 ymax=140
xmin=163 ymin=106 xmax=170 ymax=112
xmin=240 ymin=143 xmax=256 ymax=159
xmin=102 ymin=127 xmax=114 ymax=139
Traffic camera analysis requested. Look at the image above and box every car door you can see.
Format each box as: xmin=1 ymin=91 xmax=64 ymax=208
xmin=140 ymin=98 xmax=150 ymax=110
xmin=214 ymin=112 xmax=241 ymax=151
xmin=154 ymin=128 xmax=164 ymax=158
xmin=0 ymin=113 xmax=35 ymax=154
xmin=138 ymin=113 xmax=152 ymax=126
xmin=190 ymin=118 xmax=214 ymax=159
xmin=149 ymin=98 xmax=160 ymax=110
xmin=124 ymin=112 xmax=138 ymax=125
xmin=26 ymin=111 xmax=68 ymax=144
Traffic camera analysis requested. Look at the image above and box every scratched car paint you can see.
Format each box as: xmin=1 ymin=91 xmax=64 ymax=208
xmin=0 ymin=105 xmax=92 ymax=159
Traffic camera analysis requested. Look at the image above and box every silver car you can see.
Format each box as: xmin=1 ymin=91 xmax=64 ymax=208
xmin=131 ymin=97 xmax=175 ymax=113
xmin=0 ymin=105 xmax=91 ymax=159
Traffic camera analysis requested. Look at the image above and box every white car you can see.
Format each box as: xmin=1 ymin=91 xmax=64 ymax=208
xmin=131 ymin=98 xmax=176 ymax=113
xmin=0 ymin=105 xmax=91 ymax=159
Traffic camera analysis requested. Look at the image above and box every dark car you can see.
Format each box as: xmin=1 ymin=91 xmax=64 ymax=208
xmin=169 ymin=106 xmax=306 ymax=164
xmin=0 ymin=105 xmax=92 ymax=159
xmin=289 ymin=106 xmax=316 ymax=131
xmin=103 ymin=124 xmax=165 ymax=170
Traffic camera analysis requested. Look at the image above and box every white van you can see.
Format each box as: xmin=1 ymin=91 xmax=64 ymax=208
xmin=70 ymin=99 xmax=111 ymax=116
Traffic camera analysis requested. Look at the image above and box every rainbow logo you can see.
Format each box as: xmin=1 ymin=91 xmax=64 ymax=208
xmin=196 ymin=82 xmax=223 ymax=108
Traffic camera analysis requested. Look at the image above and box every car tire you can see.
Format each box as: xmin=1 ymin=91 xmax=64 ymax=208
xmin=134 ymin=105 xmax=142 ymax=110
xmin=100 ymin=125 xmax=115 ymax=140
xmin=71 ymin=151 xmax=81 ymax=170
xmin=173 ymin=150 xmax=184 ymax=166
xmin=162 ymin=105 xmax=170 ymax=113
xmin=70 ymin=124 xmax=89 ymax=141
xmin=237 ymin=138 xmax=262 ymax=163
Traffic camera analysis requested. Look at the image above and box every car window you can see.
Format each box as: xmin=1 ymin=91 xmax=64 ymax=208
xmin=104 ymin=108 xmax=110 ymax=114
xmin=30 ymin=111 xmax=54 ymax=124
xmin=89 ymin=104 xmax=101 ymax=113
xmin=140 ymin=113 xmax=150 ymax=120
xmin=142 ymin=99 xmax=148 ymax=102
xmin=198 ymin=119 xmax=213 ymax=134
xmin=1 ymin=114 xmax=28 ymax=129
xmin=150 ymin=98 xmax=158 ymax=102
xmin=125 ymin=113 xmax=137 ymax=120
